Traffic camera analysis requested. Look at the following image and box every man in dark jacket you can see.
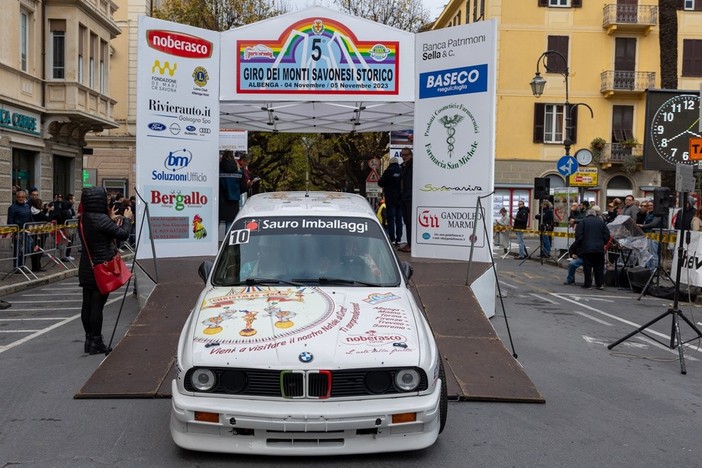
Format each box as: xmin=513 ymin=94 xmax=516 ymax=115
xmin=674 ymin=196 xmax=696 ymax=231
xmin=575 ymin=207 xmax=611 ymax=290
xmin=378 ymin=156 xmax=403 ymax=246
xmin=398 ymin=148 xmax=413 ymax=253
xmin=7 ymin=190 xmax=33 ymax=269
xmin=513 ymin=200 xmax=530 ymax=259
xmin=535 ymin=200 xmax=554 ymax=257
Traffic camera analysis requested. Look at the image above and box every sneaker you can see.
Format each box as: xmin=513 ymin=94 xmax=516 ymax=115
xmin=563 ymin=281 xmax=575 ymax=285
xmin=515 ymin=256 xmax=525 ymax=260
xmin=581 ymin=285 xmax=593 ymax=290
xmin=596 ymin=286 xmax=605 ymax=290
xmin=68 ymin=256 xmax=75 ymax=261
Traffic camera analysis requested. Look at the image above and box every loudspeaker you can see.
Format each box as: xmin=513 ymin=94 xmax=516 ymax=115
xmin=534 ymin=177 xmax=550 ymax=200
xmin=652 ymin=187 xmax=671 ymax=216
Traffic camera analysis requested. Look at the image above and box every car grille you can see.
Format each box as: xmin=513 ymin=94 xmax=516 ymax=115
xmin=184 ymin=367 xmax=428 ymax=398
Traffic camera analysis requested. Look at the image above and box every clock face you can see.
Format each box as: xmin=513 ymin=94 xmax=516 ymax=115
xmin=650 ymin=94 xmax=701 ymax=166
xmin=575 ymin=148 xmax=593 ymax=166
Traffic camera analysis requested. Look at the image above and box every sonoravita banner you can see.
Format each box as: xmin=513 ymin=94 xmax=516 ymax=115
xmin=136 ymin=16 xmax=220 ymax=259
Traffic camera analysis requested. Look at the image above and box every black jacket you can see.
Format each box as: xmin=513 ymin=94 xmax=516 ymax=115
xmin=78 ymin=187 xmax=132 ymax=290
xmin=575 ymin=214 xmax=610 ymax=254
xmin=514 ymin=206 xmax=529 ymax=230
xmin=399 ymin=159 xmax=413 ymax=202
xmin=378 ymin=162 xmax=402 ymax=205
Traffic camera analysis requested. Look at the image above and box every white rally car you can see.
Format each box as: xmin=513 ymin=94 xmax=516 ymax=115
xmin=170 ymin=191 xmax=447 ymax=456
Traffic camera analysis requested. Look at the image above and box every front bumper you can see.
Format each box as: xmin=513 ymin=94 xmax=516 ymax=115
xmin=170 ymin=379 xmax=442 ymax=456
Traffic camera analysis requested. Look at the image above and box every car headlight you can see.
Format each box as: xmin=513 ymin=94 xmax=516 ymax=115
xmin=395 ymin=368 xmax=420 ymax=391
xmin=191 ymin=368 xmax=216 ymax=391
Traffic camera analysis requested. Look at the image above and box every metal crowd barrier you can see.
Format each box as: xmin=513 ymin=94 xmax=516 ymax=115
xmin=0 ymin=225 xmax=23 ymax=278
xmin=23 ymin=221 xmax=67 ymax=273
xmin=57 ymin=219 xmax=80 ymax=267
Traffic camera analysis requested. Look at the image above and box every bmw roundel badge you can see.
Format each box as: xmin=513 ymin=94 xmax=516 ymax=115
xmin=299 ymin=351 xmax=313 ymax=363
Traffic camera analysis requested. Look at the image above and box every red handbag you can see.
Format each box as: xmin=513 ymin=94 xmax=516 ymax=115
xmin=80 ymin=219 xmax=132 ymax=295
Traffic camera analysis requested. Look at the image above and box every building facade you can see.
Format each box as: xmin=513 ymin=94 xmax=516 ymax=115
xmin=433 ymin=0 xmax=702 ymax=224
xmin=1 ymin=0 xmax=121 ymax=224
xmin=83 ymin=0 xmax=154 ymax=199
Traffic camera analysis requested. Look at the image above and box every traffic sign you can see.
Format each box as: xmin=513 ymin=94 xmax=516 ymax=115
xmin=557 ymin=155 xmax=578 ymax=177
xmin=366 ymin=169 xmax=380 ymax=183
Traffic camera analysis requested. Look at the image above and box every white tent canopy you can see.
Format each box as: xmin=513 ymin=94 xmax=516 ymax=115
xmin=219 ymin=7 xmax=416 ymax=133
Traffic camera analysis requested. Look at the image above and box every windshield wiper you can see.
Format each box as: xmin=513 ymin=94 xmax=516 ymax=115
xmin=229 ymin=278 xmax=303 ymax=287
xmin=292 ymin=277 xmax=381 ymax=287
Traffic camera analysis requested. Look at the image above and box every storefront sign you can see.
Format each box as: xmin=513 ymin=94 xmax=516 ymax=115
xmin=0 ymin=104 xmax=40 ymax=136
xmin=569 ymin=167 xmax=598 ymax=187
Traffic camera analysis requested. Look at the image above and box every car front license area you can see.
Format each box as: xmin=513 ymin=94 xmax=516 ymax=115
xmin=170 ymin=379 xmax=442 ymax=455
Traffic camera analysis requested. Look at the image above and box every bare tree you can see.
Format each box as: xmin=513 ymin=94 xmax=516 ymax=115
xmin=154 ymin=0 xmax=282 ymax=31
xmin=335 ymin=0 xmax=430 ymax=32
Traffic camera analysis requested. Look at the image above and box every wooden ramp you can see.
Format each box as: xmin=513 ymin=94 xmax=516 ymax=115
xmin=76 ymin=257 xmax=544 ymax=403
xmin=408 ymin=258 xmax=544 ymax=403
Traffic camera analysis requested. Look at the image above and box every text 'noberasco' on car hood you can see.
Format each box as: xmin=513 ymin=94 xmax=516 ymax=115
xmin=185 ymin=286 xmax=424 ymax=369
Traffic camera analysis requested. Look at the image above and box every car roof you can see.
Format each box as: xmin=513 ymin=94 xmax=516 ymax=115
xmin=237 ymin=191 xmax=378 ymax=219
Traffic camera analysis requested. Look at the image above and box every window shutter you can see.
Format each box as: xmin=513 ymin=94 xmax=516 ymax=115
xmin=568 ymin=105 xmax=578 ymax=144
xmin=572 ymin=0 xmax=582 ymax=7
xmin=534 ymin=104 xmax=545 ymax=143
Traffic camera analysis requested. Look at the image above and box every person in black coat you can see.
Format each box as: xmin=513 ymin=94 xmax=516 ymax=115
xmin=575 ymin=207 xmax=611 ymax=290
xmin=378 ymin=156 xmax=403 ymax=245
xmin=513 ymin=201 xmax=530 ymax=259
xmin=78 ymin=186 xmax=133 ymax=355
xmin=219 ymin=150 xmax=245 ymax=234
xmin=398 ymin=149 xmax=414 ymax=253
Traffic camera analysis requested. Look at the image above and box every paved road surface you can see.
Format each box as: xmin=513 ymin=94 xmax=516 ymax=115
xmin=0 ymin=249 xmax=701 ymax=467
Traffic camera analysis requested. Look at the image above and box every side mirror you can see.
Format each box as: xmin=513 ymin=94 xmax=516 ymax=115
xmin=400 ymin=261 xmax=413 ymax=281
xmin=198 ymin=260 xmax=214 ymax=284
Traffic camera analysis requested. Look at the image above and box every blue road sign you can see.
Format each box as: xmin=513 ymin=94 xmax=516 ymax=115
xmin=557 ymin=155 xmax=578 ymax=177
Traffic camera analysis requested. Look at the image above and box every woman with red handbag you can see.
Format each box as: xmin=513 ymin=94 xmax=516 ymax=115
xmin=77 ymin=186 xmax=133 ymax=355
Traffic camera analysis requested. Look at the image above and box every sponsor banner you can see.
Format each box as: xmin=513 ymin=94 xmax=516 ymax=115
xmin=672 ymin=230 xmax=702 ymax=287
xmin=220 ymin=6 xmax=415 ymax=101
xmin=413 ymin=21 xmax=497 ymax=261
xmin=136 ymin=16 xmax=220 ymax=259
xmin=415 ymin=205 xmax=486 ymax=248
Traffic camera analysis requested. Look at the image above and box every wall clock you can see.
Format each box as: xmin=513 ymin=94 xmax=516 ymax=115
xmin=649 ymin=94 xmax=700 ymax=167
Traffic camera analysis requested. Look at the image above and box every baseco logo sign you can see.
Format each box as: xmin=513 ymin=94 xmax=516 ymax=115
xmin=423 ymin=103 xmax=479 ymax=170
xmin=147 ymin=30 xmax=212 ymax=59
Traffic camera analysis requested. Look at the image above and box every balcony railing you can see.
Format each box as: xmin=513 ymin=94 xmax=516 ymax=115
xmin=602 ymin=4 xmax=658 ymax=34
xmin=598 ymin=142 xmax=643 ymax=169
xmin=600 ymin=70 xmax=656 ymax=97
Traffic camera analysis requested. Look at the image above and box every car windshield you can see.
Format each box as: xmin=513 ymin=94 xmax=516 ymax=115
xmin=212 ymin=215 xmax=401 ymax=287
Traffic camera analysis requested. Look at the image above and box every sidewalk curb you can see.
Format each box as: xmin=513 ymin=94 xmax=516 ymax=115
xmin=0 ymin=269 xmax=78 ymax=297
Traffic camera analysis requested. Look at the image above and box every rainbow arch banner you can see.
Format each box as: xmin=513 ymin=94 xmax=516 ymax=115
xmin=221 ymin=6 xmax=414 ymax=100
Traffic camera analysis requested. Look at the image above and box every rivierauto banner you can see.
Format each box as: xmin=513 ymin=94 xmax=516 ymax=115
xmin=136 ymin=16 xmax=220 ymax=259
xmin=413 ymin=20 xmax=497 ymax=261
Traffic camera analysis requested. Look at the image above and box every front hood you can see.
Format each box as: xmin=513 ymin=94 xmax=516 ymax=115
xmin=187 ymin=286 xmax=423 ymax=369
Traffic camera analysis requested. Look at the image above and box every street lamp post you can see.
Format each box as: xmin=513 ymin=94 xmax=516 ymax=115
xmin=530 ymin=50 xmax=595 ymax=253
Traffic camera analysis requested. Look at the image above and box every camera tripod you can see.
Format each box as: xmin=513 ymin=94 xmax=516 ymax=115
xmin=608 ymin=194 xmax=702 ymax=374
xmin=520 ymin=200 xmax=552 ymax=266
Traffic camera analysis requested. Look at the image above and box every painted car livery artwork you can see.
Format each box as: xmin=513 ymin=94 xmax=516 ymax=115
xmin=192 ymin=286 xmax=415 ymax=364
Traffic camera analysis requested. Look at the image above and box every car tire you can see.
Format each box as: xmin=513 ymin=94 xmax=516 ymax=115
xmin=439 ymin=358 xmax=448 ymax=434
